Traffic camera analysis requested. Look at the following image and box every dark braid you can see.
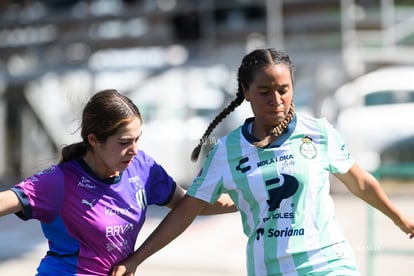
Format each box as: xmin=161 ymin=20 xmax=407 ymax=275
xmin=253 ymin=102 xmax=295 ymax=148
xmin=191 ymin=90 xmax=244 ymax=161
xmin=191 ymin=48 xmax=295 ymax=161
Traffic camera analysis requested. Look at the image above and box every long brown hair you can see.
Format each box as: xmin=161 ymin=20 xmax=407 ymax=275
xmin=59 ymin=89 xmax=141 ymax=164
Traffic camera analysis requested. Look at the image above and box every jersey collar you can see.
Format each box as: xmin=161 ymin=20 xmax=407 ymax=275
xmin=77 ymin=158 xmax=123 ymax=184
xmin=241 ymin=113 xmax=297 ymax=148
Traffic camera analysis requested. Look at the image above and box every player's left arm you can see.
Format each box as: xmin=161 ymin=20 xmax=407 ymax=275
xmin=334 ymin=164 xmax=414 ymax=239
xmin=0 ymin=190 xmax=23 ymax=216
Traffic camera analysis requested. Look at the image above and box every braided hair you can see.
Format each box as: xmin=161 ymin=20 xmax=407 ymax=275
xmin=191 ymin=48 xmax=295 ymax=161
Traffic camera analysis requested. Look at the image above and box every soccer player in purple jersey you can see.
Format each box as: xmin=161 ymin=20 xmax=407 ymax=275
xmin=0 ymin=89 xmax=236 ymax=276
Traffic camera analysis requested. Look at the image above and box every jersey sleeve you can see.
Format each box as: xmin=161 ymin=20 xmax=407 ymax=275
xmin=11 ymin=166 xmax=64 ymax=223
xmin=139 ymin=152 xmax=176 ymax=206
xmin=187 ymin=142 xmax=225 ymax=204
xmin=322 ymin=118 xmax=355 ymax=174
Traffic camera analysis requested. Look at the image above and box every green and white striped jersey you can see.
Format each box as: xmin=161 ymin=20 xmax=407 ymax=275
xmin=187 ymin=113 xmax=360 ymax=276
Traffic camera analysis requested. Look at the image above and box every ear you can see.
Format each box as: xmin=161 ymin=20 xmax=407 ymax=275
xmin=87 ymin=133 xmax=99 ymax=147
xmin=242 ymin=84 xmax=251 ymax=102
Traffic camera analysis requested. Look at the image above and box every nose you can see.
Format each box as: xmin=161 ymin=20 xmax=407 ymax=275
xmin=270 ymin=91 xmax=281 ymax=106
xmin=129 ymin=140 xmax=139 ymax=155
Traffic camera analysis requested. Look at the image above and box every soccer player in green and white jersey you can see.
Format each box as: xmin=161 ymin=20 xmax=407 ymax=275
xmin=111 ymin=49 xmax=414 ymax=276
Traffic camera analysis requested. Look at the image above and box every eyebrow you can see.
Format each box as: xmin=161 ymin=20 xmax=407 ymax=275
xmin=257 ymin=83 xmax=289 ymax=89
xmin=119 ymin=131 xmax=143 ymax=140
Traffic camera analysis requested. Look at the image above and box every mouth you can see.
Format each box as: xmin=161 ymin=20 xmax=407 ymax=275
xmin=269 ymin=110 xmax=284 ymax=116
xmin=121 ymin=159 xmax=132 ymax=166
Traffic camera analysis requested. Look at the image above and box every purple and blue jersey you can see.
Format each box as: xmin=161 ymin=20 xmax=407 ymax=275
xmin=11 ymin=150 xmax=176 ymax=275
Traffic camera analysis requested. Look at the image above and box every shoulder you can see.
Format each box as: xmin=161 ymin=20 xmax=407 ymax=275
xmin=295 ymin=112 xmax=334 ymax=131
xmin=201 ymin=126 xmax=246 ymax=164
xmin=296 ymin=112 xmax=326 ymax=124
xmin=34 ymin=165 xmax=65 ymax=179
xmin=132 ymin=150 xmax=156 ymax=166
xmin=216 ymin=125 xmax=244 ymax=146
xmin=128 ymin=150 xmax=169 ymax=175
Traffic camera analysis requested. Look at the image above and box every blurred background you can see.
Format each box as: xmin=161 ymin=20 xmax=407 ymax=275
xmin=1 ymin=0 xmax=414 ymax=184
xmin=1 ymin=0 xmax=414 ymax=275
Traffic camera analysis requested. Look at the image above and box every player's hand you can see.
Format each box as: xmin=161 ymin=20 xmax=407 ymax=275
xmin=396 ymin=216 xmax=414 ymax=239
xmin=110 ymin=261 xmax=136 ymax=276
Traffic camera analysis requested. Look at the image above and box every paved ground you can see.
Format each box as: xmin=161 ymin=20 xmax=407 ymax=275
xmin=1 ymin=193 xmax=414 ymax=276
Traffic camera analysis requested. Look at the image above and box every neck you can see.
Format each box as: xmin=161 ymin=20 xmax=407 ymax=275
xmin=83 ymin=152 xmax=118 ymax=179
xmin=253 ymin=102 xmax=294 ymax=148
xmin=269 ymin=104 xmax=294 ymax=137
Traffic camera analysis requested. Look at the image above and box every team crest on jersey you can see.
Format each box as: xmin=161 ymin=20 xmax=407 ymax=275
xmin=299 ymin=136 xmax=317 ymax=159
xmin=135 ymin=189 xmax=147 ymax=209
xmin=36 ymin=166 xmax=56 ymax=176
xmin=26 ymin=166 xmax=57 ymax=183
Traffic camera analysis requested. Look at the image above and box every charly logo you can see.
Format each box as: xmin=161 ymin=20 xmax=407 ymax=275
xmin=236 ymin=157 xmax=251 ymax=173
xmin=299 ymin=136 xmax=317 ymax=159
xmin=236 ymin=156 xmax=299 ymax=211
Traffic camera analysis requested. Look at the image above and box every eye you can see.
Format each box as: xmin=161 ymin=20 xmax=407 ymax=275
xmin=119 ymin=141 xmax=130 ymax=146
xmin=119 ymin=138 xmax=135 ymax=146
xmin=258 ymin=89 xmax=269 ymax=95
xmin=279 ymin=85 xmax=290 ymax=95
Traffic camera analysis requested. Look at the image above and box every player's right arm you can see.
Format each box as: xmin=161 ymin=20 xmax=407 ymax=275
xmin=0 ymin=190 xmax=23 ymax=216
xmin=110 ymin=195 xmax=207 ymax=276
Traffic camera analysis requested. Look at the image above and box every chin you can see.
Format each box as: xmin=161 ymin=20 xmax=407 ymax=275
xmin=119 ymin=161 xmax=131 ymax=170
xmin=266 ymin=115 xmax=285 ymax=125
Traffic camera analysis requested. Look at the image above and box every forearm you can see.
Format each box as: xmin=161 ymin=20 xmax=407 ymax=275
xmin=0 ymin=190 xmax=22 ymax=216
xmin=131 ymin=195 xmax=205 ymax=267
xmin=199 ymin=194 xmax=237 ymax=215
xmin=347 ymin=172 xmax=404 ymax=225
xmin=337 ymin=165 xmax=406 ymax=226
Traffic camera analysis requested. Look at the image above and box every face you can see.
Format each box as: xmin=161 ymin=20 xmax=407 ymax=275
xmin=243 ymin=63 xmax=293 ymax=132
xmin=88 ymin=117 xmax=142 ymax=178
